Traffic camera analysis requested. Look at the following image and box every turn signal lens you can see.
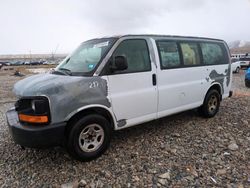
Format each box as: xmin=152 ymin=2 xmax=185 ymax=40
xmin=18 ymin=114 xmax=48 ymax=123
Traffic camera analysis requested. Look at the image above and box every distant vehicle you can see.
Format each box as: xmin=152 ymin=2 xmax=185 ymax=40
xmin=14 ymin=61 xmax=25 ymax=66
xmin=39 ymin=60 xmax=46 ymax=64
xmin=30 ymin=61 xmax=40 ymax=65
xmin=46 ymin=61 xmax=58 ymax=65
xmin=231 ymin=58 xmax=241 ymax=73
xmin=245 ymin=68 xmax=250 ymax=87
xmin=42 ymin=61 xmax=49 ymax=65
xmin=9 ymin=61 xmax=16 ymax=66
xmin=0 ymin=61 xmax=11 ymax=66
xmin=239 ymin=57 xmax=250 ymax=69
xmin=24 ymin=61 xmax=31 ymax=65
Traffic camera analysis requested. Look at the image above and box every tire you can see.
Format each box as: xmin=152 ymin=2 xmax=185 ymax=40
xmin=245 ymin=81 xmax=250 ymax=88
xmin=235 ymin=67 xmax=240 ymax=73
xmin=66 ymin=114 xmax=112 ymax=161
xmin=199 ymin=89 xmax=220 ymax=118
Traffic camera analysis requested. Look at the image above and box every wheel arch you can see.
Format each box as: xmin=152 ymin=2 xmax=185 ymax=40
xmin=206 ymin=83 xmax=223 ymax=101
xmin=65 ymin=105 xmax=116 ymax=132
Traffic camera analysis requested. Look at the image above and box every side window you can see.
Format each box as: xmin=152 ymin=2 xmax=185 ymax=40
xmin=180 ymin=43 xmax=201 ymax=66
xmin=201 ymin=43 xmax=226 ymax=65
xmin=112 ymin=39 xmax=151 ymax=74
xmin=157 ymin=41 xmax=181 ymax=69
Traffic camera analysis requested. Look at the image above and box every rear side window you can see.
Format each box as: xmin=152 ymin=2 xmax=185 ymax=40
xmin=180 ymin=43 xmax=201 ymax=66
xmin=201 ymin=43 xmax=227 ymax=65
xmin=157 ymin=41 xmax=181 ymax=69
xmin=112 ymin=39 xmax=151 ymax=74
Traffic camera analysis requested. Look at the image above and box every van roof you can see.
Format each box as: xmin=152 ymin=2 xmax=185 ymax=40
xmin=99 ymin=34 xmax=225 ymax=42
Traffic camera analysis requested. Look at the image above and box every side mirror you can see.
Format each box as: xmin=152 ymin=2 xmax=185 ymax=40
xmin=112 ymin=56 xmax=128 ymax=71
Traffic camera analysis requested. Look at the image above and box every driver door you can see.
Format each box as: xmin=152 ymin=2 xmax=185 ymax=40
xmin=105 ymin=39 xmax=158 ymax=128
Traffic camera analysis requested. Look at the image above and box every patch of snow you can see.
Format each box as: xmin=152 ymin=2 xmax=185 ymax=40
xmin=27 ymin=68 xmax=51 ymax=74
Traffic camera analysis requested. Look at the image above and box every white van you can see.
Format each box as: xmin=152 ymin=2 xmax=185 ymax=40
xmin=231 ymin=58 xmax=241 ymax=73
xmin=6 ymin=35 xmax=232 ymax=161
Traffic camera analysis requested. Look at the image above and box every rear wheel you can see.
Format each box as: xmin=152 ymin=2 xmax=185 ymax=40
xmin=199 ymin=89 xmax=220 ymax=118
xmin=66 ymin=114 xmax=112 ymax=161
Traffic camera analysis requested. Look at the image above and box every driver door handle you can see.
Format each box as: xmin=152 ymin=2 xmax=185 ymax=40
xmin=152 ymin=74 xmax=157 ymax=86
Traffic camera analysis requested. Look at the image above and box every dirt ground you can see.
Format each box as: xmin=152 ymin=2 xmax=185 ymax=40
xmin=0 ymin=68 xmax=249 ymax=187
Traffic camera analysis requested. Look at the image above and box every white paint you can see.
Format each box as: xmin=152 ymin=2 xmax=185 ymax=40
xmin=89 ymin=81 xmax=99 ymax=88
xmin=231 ymin=61 xmax=240 ymax=72
xmin=156 ymin=67 xmax=208 ymax=118
xmin=100 ymin=36 xmax=231 ymax=130
xmin=107 ymin=71 xmax=158 ymax=125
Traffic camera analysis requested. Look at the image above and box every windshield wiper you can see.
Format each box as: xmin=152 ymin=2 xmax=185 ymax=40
xmin=58 ymin=68 xmax=72 ymax=76
xmin=65 ymin=58 xmax=70 ymax=64
xmin=51 ymin=70 xmax=67 ymax=76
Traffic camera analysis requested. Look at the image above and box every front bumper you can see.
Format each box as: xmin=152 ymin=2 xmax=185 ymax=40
xmin=6 ymin=108 xmax=67 ymax=148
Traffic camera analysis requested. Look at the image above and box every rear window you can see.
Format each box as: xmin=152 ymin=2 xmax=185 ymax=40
xmin=201 ymin=43 xmax=228 ymax=65
xmin=180 ymin=42 xmax=201 ymax=66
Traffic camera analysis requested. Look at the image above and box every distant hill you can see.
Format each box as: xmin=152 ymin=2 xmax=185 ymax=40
xmin=228 ymin=40 xmax=250 ymax=49
xmin=229 ymin=40 xmax=250 ymax=54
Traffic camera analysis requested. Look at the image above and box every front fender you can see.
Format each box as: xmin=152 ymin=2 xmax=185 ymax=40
xmin=64 ymin=104 xmax=118 ymax=129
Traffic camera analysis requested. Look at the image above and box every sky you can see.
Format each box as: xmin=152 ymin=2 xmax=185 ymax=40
xmin=0 ymin=0 xmax=250 ymax=55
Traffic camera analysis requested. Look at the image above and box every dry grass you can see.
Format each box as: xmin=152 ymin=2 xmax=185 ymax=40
xmin=231 ymin=47 xmax=250 ymax=54
xmin=234 ymin=90 xmax=250 ymax=97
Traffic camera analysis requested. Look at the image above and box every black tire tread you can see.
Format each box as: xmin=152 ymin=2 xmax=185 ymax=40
xmin=66 ymin=114 xmax=112 ymax=161
xmin=199 ymin=89 xmax=220 ymax=118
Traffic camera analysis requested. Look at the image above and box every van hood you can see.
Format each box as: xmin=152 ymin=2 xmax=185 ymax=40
xmin=13 ymin=73 xmax=111 ymax=124
xmin=13 ymin=73 xmax=85 ymax=97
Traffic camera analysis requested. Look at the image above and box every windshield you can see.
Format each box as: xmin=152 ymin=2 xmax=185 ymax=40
xmin=56 ymin=38 xmax=116 ymax=76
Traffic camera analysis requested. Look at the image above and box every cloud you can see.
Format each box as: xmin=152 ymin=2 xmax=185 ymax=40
xmin=75 ymin=0 xmax=206 ymax=34
xmin=0 ymin=0 xmax=249 ymax=54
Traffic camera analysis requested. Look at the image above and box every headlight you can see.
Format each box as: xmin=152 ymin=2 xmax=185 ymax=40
xmin=15 ymin=97 xmax=50 ymax=125
xmin=31 ymin=100 xmax=36 ymax=111
xmin=31 ymin=99 xmax=47 ymax=114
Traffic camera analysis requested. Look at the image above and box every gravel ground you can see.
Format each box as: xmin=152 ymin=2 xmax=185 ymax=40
xmin=0 ymin=69 xmax=250 ymax=187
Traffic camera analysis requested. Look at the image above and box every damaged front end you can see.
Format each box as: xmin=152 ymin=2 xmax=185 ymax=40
xmin=6 ymin=72 xmax=111 ymax=148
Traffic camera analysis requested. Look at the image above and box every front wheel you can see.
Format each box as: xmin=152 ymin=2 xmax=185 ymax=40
xmin=199 ymin=89 xmax=220 ymax=118
xmin=66 ymin=114 xmax=112 ymax=161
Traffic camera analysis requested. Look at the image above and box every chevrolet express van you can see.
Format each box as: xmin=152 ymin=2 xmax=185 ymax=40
xmin=6 ymin=35 xmax=232 ymax=161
